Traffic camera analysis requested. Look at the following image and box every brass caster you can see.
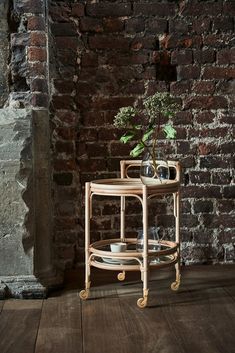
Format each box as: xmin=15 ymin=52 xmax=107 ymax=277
xmin=117 ymin=271 xmax=125 ymax=281
xmin=171 ymin=280 xmax=180 ymax=291
xmin=137 ymin=297 xmax=148 ymax=308
xmin=79 ymin=289 xmax=89 ymax=300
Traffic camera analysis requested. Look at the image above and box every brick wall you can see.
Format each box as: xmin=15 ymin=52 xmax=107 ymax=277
xmin=50 ymin=0 xmax=235 ymax=268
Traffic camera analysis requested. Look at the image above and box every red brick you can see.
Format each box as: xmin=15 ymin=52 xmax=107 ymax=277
xmin=223 ymin=2 xmax=235 ymax=15
xmin=193 ymin=49 xmax=215 ymax=64
xmin=78 ymin=159 xmax=106 ymax=172
xmin=184 ymin=96 xmax=228 ymax=109
xmin=31 ymin=93 xmax=48 ymax=107
xmin=80 ymin=18 xmax=103 ymax=33
xmin=221 ymin=142 xmax=235 ymax=154
xmin=57 ymin=50 xmax=77 ymax=66
xmin=212 ymin=172 xmax=232 ymax=185
xmin=89 ymin=35 xmax=130 ymax=50
xmin=203 ymin=34 xmax=233 ymax=48
xmin=189 ymin=127 xmax=228 ymax=139
xmin=98 ymin=128 xmax=121 ymax=141
xmin=31 ymin=78 xmax=48 ymax=92
xmin=181 ymin=2 xmax=222 ymax=16
xmin=223 ymin=185 xmax=235 ymax=199
xmin=107 ymin=52 xmax=148 ymax=66
xmin=177 ymin=65 xmax=200 ymax=80
xmin=203 ymin=67 xmax=235 ymax=79
xmin=86 ymin=143 xmax=108 ymax=157
xmin=53 ymin=173 xmax=73 ymax=186
xmin=53 ymin=159 xmax=77 ymax=172
xmin=194 ymin=200 xmax=214 ymax=214
xmin=145 ymin=81 xmax=168 ymax=95
xmin=51 ymin=23 xmax=77 ymax=37
xmin=125 ymin=18 xmax=145 ymax=33
xmin=177 ymin=141 xmax=197 ymax=154
xmin=30 ymin=32 xmax=46 ymax=46
xmin=217 ymin=48 xmax=235 ymax=65
xmin=80 ymin=52 xmax=98 ymax=67
xmin=160 ymin=34 xmax=202 ymax=49
xmin=54 ymin=127 xmax=76 ymax=141
xmin=55 ymin=37 xmax=78 ymax=50
xmin=202 ymin=214 xmax=235 ymax=228
xmin=54 ymin=80 xmax=75 ymax=94
xmin=28 ymin=47 xmax=47 ymax=61
xmin=192 ymin=81 xmax=215 ymax=95
xmin=55 ymin=141 xmax=75 ymax=155
xmin=91 ymin=96 xmax=135 ymax=110
xmin=181 ymin=186 xmax=222 ymax=199
xmin=134 ymin=2 xmax=176 ymax=16
xmin=49 ymin=3 xmax=70 ymax=22
xmin=28 ymin=62 xmax=47 ymax=77
xmin=174 ymin=111 xmax=193 ymax=125
xmin=76 ymin=82 xmax=97 ymax=96
xmin=28 ymin=16 xmax=45 ymax=31
xmin=86 ymin=3 xmax=131 ymax=17
xmin=190 ymin=171 xmax=211 ymax=184
xmin=103 ymin=18 xmax=124 ymax=32
xmin=192 ymin=18 xmax=211 ymax=34
xmin=180 ymin=156 xmax=196 ymax=168
xmin=52 ymin=95 xmax=74 ymax=110
xmin=147 ymin=19 xmax=167 ymax=33
xmin=170 ymin=81 xmax=190 ymax=95
xmin=213 ymin=17 xmax=234 ymax=32
xmin=71 ymin=3 xmax=84 ymax=17
xmin=55 ymin=111 xmax=77 ymax=127
xmin=200 ymin=156 xmax=230 ymax=169
xmin=195 ymin=111 xmax=215 ymax=124
xmin=171 ymin=49 xmax=193 ymax=65
xmin=198 ymin=142 xmax=218 ymax=155
xmin=217 ymin=200 xmax=235 ymax=214
xmin=79 ymin=128 xmax=97 ymax=142
xmin=110 ymin=142 xmax=132 ymax=157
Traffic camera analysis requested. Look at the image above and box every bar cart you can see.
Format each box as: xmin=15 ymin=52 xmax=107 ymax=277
xmin=79 ymin=160 xmax=181 ymax=308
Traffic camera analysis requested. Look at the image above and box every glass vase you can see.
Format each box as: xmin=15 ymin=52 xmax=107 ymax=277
xmin=140 ymin=147 xmax=169 ymax=185
xmin=136 ymin=227 xmax=161 ymax=264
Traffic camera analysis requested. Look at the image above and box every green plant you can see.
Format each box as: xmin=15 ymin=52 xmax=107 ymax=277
xmin=113 ymin=92 xmax=179 ymax=159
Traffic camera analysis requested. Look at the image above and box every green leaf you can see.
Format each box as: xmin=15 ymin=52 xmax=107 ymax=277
xmin=120 ymin=131 xmax=135 ymax=144
xmin=163 ymin=124 xmax=177 ymax=139
xmin=143 ymin=128 xmax=154 ymax=142
xmin=130 ymin=143 xmax=145 ymax=157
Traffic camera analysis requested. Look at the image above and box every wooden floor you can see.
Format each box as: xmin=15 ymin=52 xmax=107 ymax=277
xmin=0 ymin=265 xmax=235 ymax=353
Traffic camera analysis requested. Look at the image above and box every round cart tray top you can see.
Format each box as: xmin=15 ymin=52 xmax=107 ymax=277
xmin=90 ymin=178 xmax=179 ymax=194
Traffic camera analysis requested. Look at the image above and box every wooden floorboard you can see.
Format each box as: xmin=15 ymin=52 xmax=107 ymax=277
xmin=35 ymin=291 xmax=82 ymax=353
xmin=0 ymin=300 xmax=4 ymax=313
xmin=0 ymin=299 xmax=42 ymax=353
xmin=82 ymin=287 xmax=134 ymax=353
xmin=1 ymin=265 xmax=235 ymax=353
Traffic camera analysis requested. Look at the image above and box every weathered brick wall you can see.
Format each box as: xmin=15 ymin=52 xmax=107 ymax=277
xmin=50 ymin=0 xmax=235 ymax=268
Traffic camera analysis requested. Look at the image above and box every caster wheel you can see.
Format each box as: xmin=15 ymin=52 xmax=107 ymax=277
xmin=117 ymin=272 xmax=125 ymax=281
xmin=137 ymin=297 xmax=147 ymax=308
xmin=171 ymin=281 xmax=180 ymax=291
xmin=79 ymin=289 xmax=89 ymax=300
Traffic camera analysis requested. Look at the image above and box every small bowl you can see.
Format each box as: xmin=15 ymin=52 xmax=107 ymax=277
xmin=110 ymin=242 xmax=127 ymax=253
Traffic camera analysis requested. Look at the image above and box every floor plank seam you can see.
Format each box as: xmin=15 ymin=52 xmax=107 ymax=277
xmin=33 ymin=299 xmax=44 ymax=353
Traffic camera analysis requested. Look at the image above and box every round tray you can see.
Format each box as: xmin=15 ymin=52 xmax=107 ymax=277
xmin=90 ymin=178 xmax=180 ymax=196
xmin=89 ymin=238 xmax=179 ymax=271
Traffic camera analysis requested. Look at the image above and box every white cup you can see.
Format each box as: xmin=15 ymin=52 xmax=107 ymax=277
xmin=110 ymin=242 xmax=127 ymax=253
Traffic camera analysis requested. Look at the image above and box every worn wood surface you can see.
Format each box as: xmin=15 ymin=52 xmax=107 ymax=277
xmin=0 ymin=265 xmax=235 ymax=353
xmin=35 ymin=292 xmax=82 ymax=353
xmin=0 ymin=300 xmax=42 ymax=353
xmin=0 ymin=300 xmax=4 ymax=313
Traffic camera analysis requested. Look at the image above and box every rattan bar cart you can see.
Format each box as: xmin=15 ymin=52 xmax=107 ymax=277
xmin=79 ymin=160 xmax=181 ymax=308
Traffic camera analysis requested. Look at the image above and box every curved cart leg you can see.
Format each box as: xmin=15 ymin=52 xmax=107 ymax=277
xmin=117 ymin=271 xmax=126 ymax=281
xmin=80 ymin=182 xmax=91 ymax=300
xmin=171 ymin=191 xmax=181 ymax=291
xmin=171 ymin=262 xmax=181 ymax=291
xmin=137 ymin=185 xmax=149 ymax=308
